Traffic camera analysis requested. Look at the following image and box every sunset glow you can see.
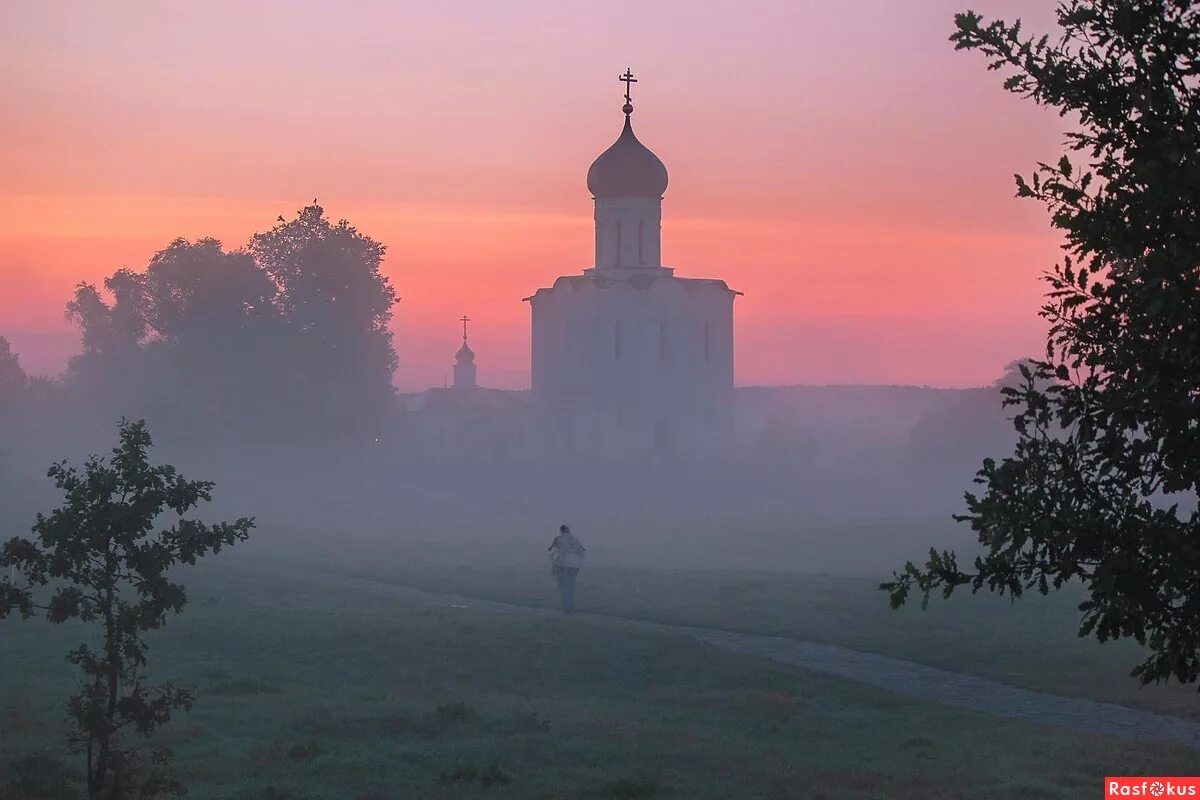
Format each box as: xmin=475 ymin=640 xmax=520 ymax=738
xmin=1 ymin=0 xmax=1063 ymax=390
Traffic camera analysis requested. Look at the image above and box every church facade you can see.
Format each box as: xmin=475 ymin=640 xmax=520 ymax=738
xmin=525 ymin=72 xmax=739 ymax=459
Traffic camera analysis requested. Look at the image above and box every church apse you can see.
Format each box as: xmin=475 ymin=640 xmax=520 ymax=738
xmin=525 ymin=70 xmax=740 ymax=460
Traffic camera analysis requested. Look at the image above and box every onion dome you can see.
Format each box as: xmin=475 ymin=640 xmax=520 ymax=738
xmin=455 ymin=341 xmax=474 ymax=364
xmin=586 ymin=74 xmax=668 ymax=199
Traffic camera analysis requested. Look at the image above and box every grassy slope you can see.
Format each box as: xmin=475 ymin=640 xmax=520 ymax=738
xmin=2 ymin=562 xmax=1194 ymax=800
xmin=338 ymin=561 xmax=1200 ymax=719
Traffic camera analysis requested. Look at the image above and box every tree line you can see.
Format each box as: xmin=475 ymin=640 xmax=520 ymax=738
xmin=2 ymin=203 xmax=398 ymax=446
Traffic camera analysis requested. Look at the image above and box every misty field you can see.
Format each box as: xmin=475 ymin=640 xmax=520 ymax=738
xmin=356 ymin=561 xmax=1200 ymax=719
xmin=2 ymin=561 xmax=1195 ymax=800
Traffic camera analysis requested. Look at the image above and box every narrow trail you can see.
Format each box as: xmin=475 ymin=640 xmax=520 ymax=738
xmin=241 ymin=563 xmax=1200 ymax=750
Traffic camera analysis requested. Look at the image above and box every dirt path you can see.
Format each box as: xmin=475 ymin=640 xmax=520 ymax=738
xmin=245 ymin=563 xmax=1200 ymax=750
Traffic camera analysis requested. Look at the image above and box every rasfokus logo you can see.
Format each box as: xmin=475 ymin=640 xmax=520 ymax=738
xmin=1106 ymin=778 xmax=1200 ymax=797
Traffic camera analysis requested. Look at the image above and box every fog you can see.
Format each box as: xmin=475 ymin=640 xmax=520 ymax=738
xmin=0 ymin=204 xmax=1041 ymax=591
xmin=1 ymin=330 xmax=1019 ymax=582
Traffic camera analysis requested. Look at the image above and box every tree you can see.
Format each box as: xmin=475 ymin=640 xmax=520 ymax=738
xmin=0 ymin=420 xmax=255 ymax=797
xmin=248 ymin=203 xmax=399 ymax=433
xmin=141 ymin=237 xmax=276 ymax=341
xmin=66 ymin=271 xmax=149 ymax=364
xmin=884 ymin=3 xmax=1200 ymax=688
xmin=138 ymin=238 xmax=287 ymax=433
xmin=63 ymin=271 xmax=154 ymax=420
xmin=906 ymin=360 xmax=1034 ymax=465
xmin=0 ymin=334 xmax=28 ymax=403
xmin=61 ymin=208 xmax=401 ymax=439
xmin=0 ymin=335 xmax=31 ymax=446
xmin=59 ymin=206 xmax=400 ymax=440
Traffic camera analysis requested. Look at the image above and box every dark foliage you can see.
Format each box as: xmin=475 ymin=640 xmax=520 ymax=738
xmin=0 ymin=335 xmax=30 ymax=437
xmin=0 ymin=335 xmax=28 ymax=396
xmin=247 ymin=204 xmax=398 ymax=435
xmin=61 ymin=204 xmax=398 ymax=443
xmin=0 ymin=420 xmax=255 ymax=798
xmin=885 ymin=2 xmax=1200 ymax=688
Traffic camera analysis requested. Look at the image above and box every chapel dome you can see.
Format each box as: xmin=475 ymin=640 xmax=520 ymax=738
xmin=586 ymin=114 xmax=669 ymax=199
xmin=455 ymin=342 xmax=474 ymax=364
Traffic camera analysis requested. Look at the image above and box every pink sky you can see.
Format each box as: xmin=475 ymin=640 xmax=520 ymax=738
xmin=0 ymin=0 xmax=1065 ymax=390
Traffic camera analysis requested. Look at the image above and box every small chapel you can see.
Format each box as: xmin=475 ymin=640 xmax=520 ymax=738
xmin=525 ymin=70 xmax=740 ymax=459
xmin=400 ymin=316 xmax=531 ymax=460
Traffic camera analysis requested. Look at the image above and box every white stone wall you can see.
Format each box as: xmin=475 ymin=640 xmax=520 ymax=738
xmin=529 ymin=273 xmax=735 ymax=460
xmin=453 ymin=360 xmax=477 ymax=389
xmin=594 ymin=198 xmax=663 ymax=268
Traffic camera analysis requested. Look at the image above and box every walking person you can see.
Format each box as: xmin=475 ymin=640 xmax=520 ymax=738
xmin=548 ymin=524 xmax=586 ymax=613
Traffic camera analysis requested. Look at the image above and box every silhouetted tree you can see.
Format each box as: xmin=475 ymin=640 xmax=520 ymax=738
xmin=0 ymin=336 xmax=30 ymax=444
xmin=66 ymin=272 xmax=149 ymax=364
xmin=906 ymin=360 xmax=1034 ymax=465
xmin=141 ymin=238 xmax=276 ymax=340
xmin=60 ymin=209 xmax=400 ymax=441
xmin=138 ymin=238 xmax=287 ymax=432
xmin=0 ymin=335 xmax=27 ymax=399
xmin=885 ymin=3 xmax=1200 ymax=688
xmin=248 ymin=203 xmax=399 ymax=435
xmin=64 ymin=271 xmax=153 ymax=418
xmin=0 ymin=420 xmax=254 ymax=798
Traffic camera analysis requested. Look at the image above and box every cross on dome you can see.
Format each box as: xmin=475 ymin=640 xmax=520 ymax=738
xmin=456 ymin=314 xmax=475 ymax=364
xmin=586 ymin=68 xmax=668 ymax=199
xmin=619 ymin=68 xmax=637 ymax=115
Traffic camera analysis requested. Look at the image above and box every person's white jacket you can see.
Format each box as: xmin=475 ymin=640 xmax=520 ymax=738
xmin=549 ymin=533 xmax=586 ymax=569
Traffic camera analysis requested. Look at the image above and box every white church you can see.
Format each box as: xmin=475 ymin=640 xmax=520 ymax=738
xmin=403 ymin=71 xmax=739 ymax=461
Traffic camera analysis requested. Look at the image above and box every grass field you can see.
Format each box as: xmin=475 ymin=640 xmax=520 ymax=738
xmin=329 ymin=559 xmax=1200 ymax=719
xmin=1 ymin=560 xmax=1195 ymax=800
